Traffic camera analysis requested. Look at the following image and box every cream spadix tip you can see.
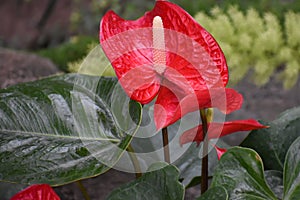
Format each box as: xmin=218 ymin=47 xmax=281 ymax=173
xmin=153 ymin=16 xmax=163 ymax=28
xmin=152 ymin=16 xmax=166 ymax=75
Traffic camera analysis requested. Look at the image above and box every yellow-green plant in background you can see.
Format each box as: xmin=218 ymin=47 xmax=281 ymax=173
xmin=68 ymin=42 xmax=115 ymax=77
xmin=37 ymin=36 xmax=97 ymax=71
xmin=195 ymin=6 xmax=300 ymax=88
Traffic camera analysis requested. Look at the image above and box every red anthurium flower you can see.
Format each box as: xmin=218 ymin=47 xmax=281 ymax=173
xmin=10 ymin=184 xmax=60 ymax=200
xmin=154 ymin=86 xmax=243 ymax=129
xmin=100 ymin=1 xmax=228 ymax=103
xmin=179 ymin=119 xmax=268 ymax=146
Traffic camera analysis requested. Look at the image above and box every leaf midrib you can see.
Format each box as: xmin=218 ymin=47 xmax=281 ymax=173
xmin=0 ymin=129 xmax=120 ymax=142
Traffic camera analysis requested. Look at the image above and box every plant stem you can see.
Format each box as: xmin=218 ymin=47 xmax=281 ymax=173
xmin=76 ymin=181 xmax=91 ymax=200
xmin=162 ymin=127 xmax=170 ymax=163
xmin=127 ymin=144 xmax=142 ymax=179
xmin=200 ymin=109 xmax=209 ymax=194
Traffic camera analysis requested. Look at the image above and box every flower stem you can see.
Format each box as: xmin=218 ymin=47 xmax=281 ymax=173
xmin=200 ymin=109 xmax=209 ymax=194
xmin=76 ymin=180 xmax=91 ymax=200
xmin=127 ymin=144 xmax=142 ymax=179
xmin=162 ymin=127 xmax=170 ymax=163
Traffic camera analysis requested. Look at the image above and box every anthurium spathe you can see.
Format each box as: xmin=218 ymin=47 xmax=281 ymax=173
xmin=179 ymin=119 xmax=268 ymax=146
xmin=213 ymin=145 xmax=227 ymax=160
xmin=154 ymin=86 xmax=243 ymax=129
xmin=100 ymin=0 xmax=228 ymax=105
xmin=10 ymin=184 xmax=60 ymax=200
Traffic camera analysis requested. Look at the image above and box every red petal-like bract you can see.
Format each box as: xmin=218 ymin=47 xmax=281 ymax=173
xmin=154 ymin=87 xmax=243 ymax=129
xmin=10 ymin=184 xmax=60 ymax=200
xmin=100 ymin=1 xmax=228 ymax=104
xmin=180 ymin=119 xmax=268 ymax=146
xmin=213 ymin=145 xmax=227 ymax=160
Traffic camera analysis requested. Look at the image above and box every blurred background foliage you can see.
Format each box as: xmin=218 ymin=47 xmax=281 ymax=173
xmin=35 ymin=0 xmax=300 ymax=88
xmin=38 ymin=36 xmax=97 ymax=72
xmin=195 ymin=7 xmax=300 ymax=89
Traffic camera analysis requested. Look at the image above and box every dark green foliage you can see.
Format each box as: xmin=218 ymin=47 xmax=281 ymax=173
xmin=106 ymin=163 xmax=184 ymax=200
xmin=242 ymin=107 xmax=300 ymax=171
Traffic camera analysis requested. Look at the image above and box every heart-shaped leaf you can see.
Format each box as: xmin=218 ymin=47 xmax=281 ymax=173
xmin=211 ymin=147 xmax=277 ymax=200
xmin=284 ymin=136 xmax=300 ymax=199
xmin=241 ymin=107 xmax=300 ymax=171
xmin=105 ymin=163 xmax=184 ymax=200
xmin=0 ymin=74 xmax=142 ymax=186
xmin=196 ymin=186 xmax=228 ymax=200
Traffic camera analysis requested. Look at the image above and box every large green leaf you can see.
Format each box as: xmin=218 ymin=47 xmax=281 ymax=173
xmin=211 ymin=147 xmax=277 ymax=200
xmin=106 ymin=163 xmax=184 ymax=200
xmin=241 ymin=107 xmax=300 ymax=171
xmin=0 ymin=74 xmax=142 ymax=186
xmin=264 ymin=170 xmax=283 ymax=199
xmin=196 ymin=186 xmax=228 ymax=200
xmin=284 ymin=136 xmax=300 ymax=199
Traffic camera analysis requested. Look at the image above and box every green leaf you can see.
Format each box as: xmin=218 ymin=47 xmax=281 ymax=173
xmin=174 ymin=139 xmax=229 ymax=187
xmin=196 ymin=186 xmax=228 ymax=200
xmin=264 ymin=170 xmax=283 ymax=199
xmin=284 ymin=136 xmax=300 ymax=199
xmin=37 ymin=36 xmax=98 ymax=71
xmin=0 ymin=74 xmax=142 ymax=186
xmin=211 ymin=147 xmax=277 ymax=200
xmin=126 ymin=103 xmax=228 ymax=186
xmin=106 ymin=163 xmax=184 ymax=200
xmin=241 ymin=107 xmax=300 ymax=171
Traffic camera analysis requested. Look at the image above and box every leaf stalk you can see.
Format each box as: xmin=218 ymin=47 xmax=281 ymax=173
xmin=127 ymin=144 xmax=142 ymax=179
xmin=76 ymin=180 xmax=91 ymax=200
xmin=162 ymin=127 xmax=170 ymax=163
xmin=200 ymin=109 xmax=209 ymax=194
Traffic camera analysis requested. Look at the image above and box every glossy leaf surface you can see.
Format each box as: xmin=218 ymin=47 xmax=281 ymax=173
xmin=284 ymin=136 xmax=300 ymax=199
xmin=106 ymin=163 xmax=184 ymax=200
xmin=196 ymin=186 xmax=228 ymax=200
xmin=264 ymin=170 xmax=283 ymax=199
xmin=241 ymin=107 xmax=300 ymax=171
xmin=0 ymin=74 xmax=142 ymax=185
xmin=211 ymin=147 xmax=277 ymax=200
